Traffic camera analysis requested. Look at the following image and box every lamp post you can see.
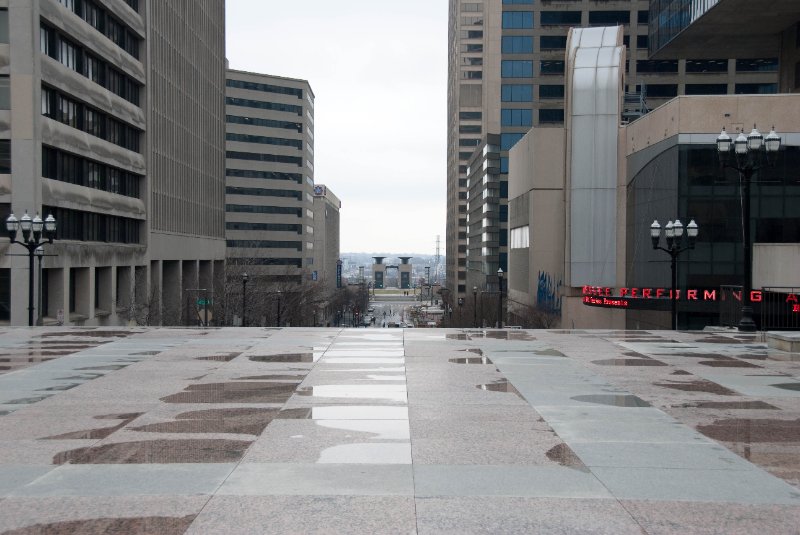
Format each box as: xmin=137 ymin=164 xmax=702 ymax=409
xmin=35 ymin=246 xmax=44 ymax=326
xmin=276 ymin=290 xmax=282 ymax=327
xmin=717 ymin=125 xmax=781 ymax=332
xmin=472 ymin=286 xmax=478 ymax=328
xmin=651 ymin=219 xmax=699 ymax=330
xmin=497 ymin=268 xmax=504 ymax=328
xmin=5 ymin=211 xmax=57 ymax=326
xmin=241 ymin=272 xmax=248 ymax=327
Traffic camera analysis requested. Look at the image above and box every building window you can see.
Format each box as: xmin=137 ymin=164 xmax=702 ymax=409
xmin=460 ymin=30 xmax=483 ymax=39
xmin=461 ymin=70 xmax=483 ymax=80
xmin=0 ymin=76 xmax=9 ymax=109
xmin=502 ymin=11 xmax=533 ymax=29
xmin=685 ymin=59 xmax=728 ymax=73
xmin=539 ymin=60 xmax=565 ymax=75
xmin=510 ymin=226 xmax=529 ymax=249
xmin=501 ymin=60 xmax=533 ymax=78
xmin=636 ymin=35 xmax=649 ymax=49
xmin=540 ymin=11 xmax=581 ymax=26
xmin=501 ymin=108 xmax=533 ymax=126
xmin=539 ymin=109 xmax=565 ymax=123
xmin=226 ymin=79 xmax=303 ymax=99
xmin=0 ymin=9 xmax=9 ymax=44
xmin=461 ymin=43 xmax=483 ymax=53
xmin=0 ymin=140 xmax=10 ymax=173
xmin=539 ymin=84 xmax=564 ymax=99
xmin=462 ymin=3 xmax=483 ymax=13
xmin=589 ymin=11 xmax=630 ymax=25
xmin=500 ymin=133 xmax=524 ymax=151
xmin=460 ymin=125 xmax=482 ymax=134
xmin=460 ymin=111 xmax=482 ymax=121
xmin=684 ymin=83 xmax=727 ymax=95
xmin=735 ymin=58 xmax=779 ymax=72
xmin=540 ymin=35 xmax=567 ymax=50
xmin=501 ymin=36 xmax=533 ymax=54
xmin=645 ymin=84 xmax=678 ymax=98
xmin=501 ymin=84 xmax=533 ymax=102
xmin=734 ymin=83 xmax=778 ymax=95
xmin=637 ymin=10 xmax=649 ymax=24
xmin=636 ymin=59 xmax=679 ymax=73
xmin=226 ymin=97 xmax=303 ymax=116
xmin=503 ymin=0 xmax=533 ymax=4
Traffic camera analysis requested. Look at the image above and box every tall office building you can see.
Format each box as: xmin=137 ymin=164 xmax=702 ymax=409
xmin=224 ymin=70 xmax=315 ymax=289
xmin=446 ymin=0 xmax=778 ymax=299
xmin=0 ymin=0 xmax=227 ymax=326
xmin=312 ymin=184 xmax=341 ymax=294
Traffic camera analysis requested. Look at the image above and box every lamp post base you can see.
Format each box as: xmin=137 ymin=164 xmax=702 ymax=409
xmin=738 ymin=306 xmax=757 ymax=332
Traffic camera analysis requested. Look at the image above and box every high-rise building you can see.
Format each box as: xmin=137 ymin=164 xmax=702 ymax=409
xmin=312 ymin=184 xmax=341 ymax=294
xmin=446 ymin=0 xmax=779 ymax=300
xmin=0 ymin=0 xmax=227 ymax=326
xmin=224 ymin=70 xmax=316 ymax=296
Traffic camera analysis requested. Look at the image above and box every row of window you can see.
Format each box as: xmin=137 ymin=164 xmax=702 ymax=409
xmin=228 ymin=258 xmax=302 ymax=267
xmin=226 ymin=133 xmax=303 ymax=150
xmin=225 ymin=186 xmax=303 ymax=200
xmin=42 ymin=86 xmax=141 ymax=152
xmin=226 ymin=114 xmax=303 ymax=132
xmin=498 ymin=58 xmax=778 ymax=79
xmin=226 ymin=169 xmax=303 ymax=183
xmin=42 ymin=146 xmax=141 ymax=198
xmin=227 ymin=79 xmax=303 ymax=99
xmin=226 ymin=240 xmax=302 ymax=250
xmin=0 ymin=140 xmax=9 ymax=173
xmin=500 ymin=10 xmax=647 ymax=29
xmin=44 ymin=205 xmax=141 ymax=244
xmin=0 ymin=9 xmax=7 ymax=45
xmin=41 ymin=24 xmax=141 ymax=106
xmin=226 ymin=151 xmax=302 ymax=166
xmin=226 ymin=222 xmax=302 ymax=233
xmin=225 ymin=204 xmax=303 ymax=216
xmin=54 ymin=0 xmax=140 ymax=59
xmin=226 ymin=97 xmax=303 ymax=116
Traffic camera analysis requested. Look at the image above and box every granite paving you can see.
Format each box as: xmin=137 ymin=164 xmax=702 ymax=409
xmin=0 ymin=326 xmax=799 ymax=533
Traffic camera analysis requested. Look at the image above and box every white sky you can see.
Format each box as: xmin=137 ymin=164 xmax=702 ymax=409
xmin=225 ymin=0 xmax=448 ymax=255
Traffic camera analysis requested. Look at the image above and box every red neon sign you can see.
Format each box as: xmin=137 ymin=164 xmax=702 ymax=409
xmin=579 ymin=286 xmax=793 ymax=303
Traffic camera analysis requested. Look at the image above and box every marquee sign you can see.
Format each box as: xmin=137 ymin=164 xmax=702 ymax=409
xmin=582 ymin=286 xmax=800 ymax=313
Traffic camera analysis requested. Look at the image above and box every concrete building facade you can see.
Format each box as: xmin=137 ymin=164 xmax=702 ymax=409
xmin=224 ymin=70 xmax=315 ymax=288
xmin=311 ymin=184 xmax=341 ymax=296
xmin=0 ymin=0 xmax=227 ymax=326
xmin=447 ymin=0 xmax=780 ymax=301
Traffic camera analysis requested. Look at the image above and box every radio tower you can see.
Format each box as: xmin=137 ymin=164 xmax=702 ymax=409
xmin=434 ymin=235 xmax=441 ymax=283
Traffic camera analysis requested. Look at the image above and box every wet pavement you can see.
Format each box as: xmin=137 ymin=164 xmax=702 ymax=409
xmin=0 ymin=327 xmax=799 ymax=534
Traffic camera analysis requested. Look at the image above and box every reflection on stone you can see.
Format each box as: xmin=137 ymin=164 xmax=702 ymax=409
xmin=698 ymin=359 xmax=762 ymax=368
xmin=196 ymin=352 xmax=242 ymax=362
xmin=249 ymin=354 xmax=316 ymax=363
xmin=546 ymin=443 xmax=588 ymax=471
xmin=593 ymin=358 xmax=667 ymax=366
xmin=44 ymin=413 xmax=143 ymax=440
xmin=0 ymin=515 xmax=197 ymax=535
xmin=771 ymin=383 xmax=800 ymax=392
xmin=53 ymin=439 xmax=251 ymax=464
xmin=449 ymin=357 xmax=494 ymax=365
xmin=571 ymin=394 xmax=651 ymax=407
xmin=655 ymin=379 xmax=737 ymax=396
xmin=131 ymin=408 xmax=279 ymax=435
xmin=476 ymin=380 xmax=524 ymax=399
xmin=161 ymin=382 xmax=298 ymax=404
xmin=682 ymin=401 xmax=780 ymax=410
xmin=697 ymin=418 xmax=800 ymax=443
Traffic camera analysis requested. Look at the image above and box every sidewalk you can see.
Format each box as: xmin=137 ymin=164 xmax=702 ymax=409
xmin=0 ymin=327 xmax=799 ymax=533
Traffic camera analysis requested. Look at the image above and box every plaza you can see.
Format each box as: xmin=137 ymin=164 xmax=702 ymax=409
xmin=0 ymin=326 xmax=799 ymax=533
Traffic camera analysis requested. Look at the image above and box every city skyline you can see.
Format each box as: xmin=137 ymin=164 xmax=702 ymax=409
xmin=226 ymin=0 xmax=448 ymax=255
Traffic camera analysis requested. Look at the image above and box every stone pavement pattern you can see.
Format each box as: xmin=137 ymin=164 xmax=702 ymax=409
xmin=0 ymin=327 xmax=799 ymax=534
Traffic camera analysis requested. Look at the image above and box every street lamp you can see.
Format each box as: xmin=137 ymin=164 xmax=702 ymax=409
xmin=35 ymin=246 xmax=44 ymax=326
xmin=651 ymin=218 xmax=699 ymax=330
xmin=717 ymin=125 xmax=781 ymax=331
xmin=5 ymin=211 xmax=57 ymax=326
xmin=276 ymin=290 xmax=282 ymax=327
xmin=472 ymin=286 xmax=478 ymax=328
xmin=497 ymin=268 xmax=504 ymax=328
xmin=241 ymin=272 xmax=248 ymax=327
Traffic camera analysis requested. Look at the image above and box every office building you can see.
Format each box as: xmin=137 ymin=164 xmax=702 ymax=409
xmin=0 ymin=0 xmax=227 ymax=326
xmin=312 ymin=184 xmax=340 ymax=294
xmin=447 ymin=0 xmax=779 ymax=301
xmin=507 ymin=25 xmax=800 ymax=330
xmin=224 ymin=70 xmax=317 ymax=323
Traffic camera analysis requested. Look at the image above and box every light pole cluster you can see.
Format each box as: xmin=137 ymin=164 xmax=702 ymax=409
xmin=241 ymin=272 xmax=248 ymax=327
xmin=496 ymin=268 xmax=504 ymax=328
xmin=716 ymin=125 xmax=781 ymax=331
xmin=650 ymin=219 xmax=698 ymax=330
xmin=5 ymin=211 xmax=57 ymax=326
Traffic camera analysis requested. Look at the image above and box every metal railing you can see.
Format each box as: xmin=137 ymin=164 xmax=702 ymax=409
xmin=720 ymin=285 xmax=800 ymax=330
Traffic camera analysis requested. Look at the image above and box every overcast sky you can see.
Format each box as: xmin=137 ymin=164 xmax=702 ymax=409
xmin=225 ymin=0 xmax=447 ymax=255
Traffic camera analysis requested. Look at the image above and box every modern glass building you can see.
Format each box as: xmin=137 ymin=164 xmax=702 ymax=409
xmin=447 ymin=0 xmax=779 ymax=301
